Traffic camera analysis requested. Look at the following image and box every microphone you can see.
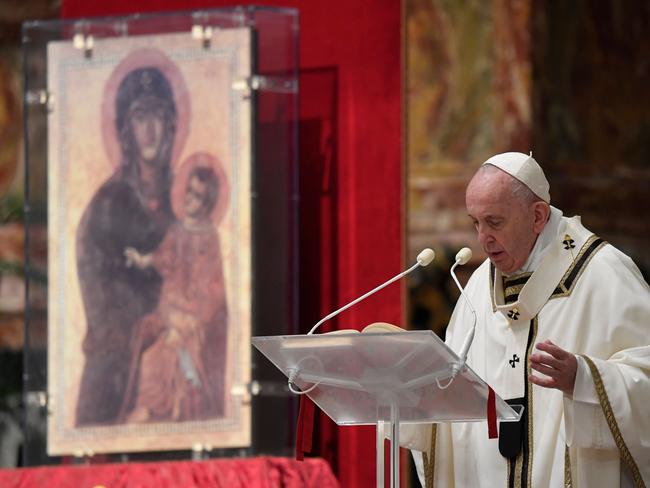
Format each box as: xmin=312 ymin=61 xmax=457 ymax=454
xmin=454 ymin=247 xmax=472 ymax=265
xmin=416 ymin=248 xmax=435 ymax=266
xmin=308 ymin=248 xmax=435 ymax=335
xmin=450 ymin=247 xmax=477 ymax=376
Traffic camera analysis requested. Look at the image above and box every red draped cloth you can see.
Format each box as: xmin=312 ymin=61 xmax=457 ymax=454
xmin=0 ymin=457 xmax=339 ymax=488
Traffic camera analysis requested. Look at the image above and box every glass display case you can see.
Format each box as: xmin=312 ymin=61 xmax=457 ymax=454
xmin=22 ymin=6 xmax=299 ymax=465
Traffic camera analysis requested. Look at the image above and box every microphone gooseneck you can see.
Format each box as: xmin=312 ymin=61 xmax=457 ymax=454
xmin=450 ymin=247 xmax=477 ymax=377
xmin=290 ymin=248 xmax=436 ymax=396
xmin=307 ymin=248 xmax=435 ymax=335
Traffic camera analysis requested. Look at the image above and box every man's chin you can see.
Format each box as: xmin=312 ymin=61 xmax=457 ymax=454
xmin=488 ymin=254 xmax=516 ymax=274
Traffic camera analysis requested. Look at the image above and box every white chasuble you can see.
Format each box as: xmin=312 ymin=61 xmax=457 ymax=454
xmin=407 ymin=216 xmax=650 ymax=488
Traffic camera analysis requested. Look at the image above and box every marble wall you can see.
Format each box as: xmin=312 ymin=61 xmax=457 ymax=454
xmin=406 ymin=0 xmax=650 ymax=334
xmin=407 ymin=0 xmax=532 ymax=262
xmin=532 ymin=1 xmax=650 ymax=273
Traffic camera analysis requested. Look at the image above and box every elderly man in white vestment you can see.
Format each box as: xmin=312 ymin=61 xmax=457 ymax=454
xmin=405 ymin=152 xmax=650 ymax=488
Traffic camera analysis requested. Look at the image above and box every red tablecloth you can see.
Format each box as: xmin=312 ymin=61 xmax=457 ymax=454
xmin=0 ymin=456 xmax=340 ymax=488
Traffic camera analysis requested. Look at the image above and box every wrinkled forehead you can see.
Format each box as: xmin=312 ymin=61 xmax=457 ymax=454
xmin=466 ymin=198 xmax=513 ymax=222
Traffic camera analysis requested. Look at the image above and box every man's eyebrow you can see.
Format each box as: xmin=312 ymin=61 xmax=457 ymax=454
xmin=467 ymin=213 xmax=502 ymax=220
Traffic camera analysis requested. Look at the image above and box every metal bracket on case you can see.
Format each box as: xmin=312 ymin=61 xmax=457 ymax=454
xmin=191 ymin=442 xmax=214 ymax=460
xmin=191 ymin=24 xmax=215 ymax=49
xmin=232 ymin=75 xmax=298 ymax=94
xmin=25 ymin=90 xmax=55 ymax=112
xmin=72 ymin=32 xmax=94 ymax=58
xmin=24 ymin=390 xmax=51 ymax=413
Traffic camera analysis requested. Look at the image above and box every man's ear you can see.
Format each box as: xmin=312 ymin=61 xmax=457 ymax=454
xmin=532 ymin=202 xmax=550 ymax=234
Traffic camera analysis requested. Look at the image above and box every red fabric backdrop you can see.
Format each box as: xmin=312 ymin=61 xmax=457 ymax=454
xmin=60 ymin=1 xmax=402 ymax=486
xmin=0 ymin=457 xmax=339 ymax=487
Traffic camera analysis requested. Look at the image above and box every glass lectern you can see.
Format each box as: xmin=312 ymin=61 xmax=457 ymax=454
xmin=252 ymin=330 xmax=522 ymax=487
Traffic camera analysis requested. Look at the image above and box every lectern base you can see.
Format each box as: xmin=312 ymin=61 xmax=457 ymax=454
xmin=376 ymin=400 xmax=401 ymax=487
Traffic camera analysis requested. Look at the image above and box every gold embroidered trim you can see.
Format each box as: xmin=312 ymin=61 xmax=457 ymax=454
xmin=492 ymin=236 xmax=606 ymax=309
xmin=564 ymin=445 xmax=572 ymax=487
xmin=580 ymin=355 xmax=646 ymax=488
xmin=489 ymin=263 xmax=497 ymax=313
xmin=505 ymin=284 xmax=525 ymax=299
xmin=503 ymin=271 xmax=533 ymax=286
xmin=510 ymin=316 xmax=538 ymax=488
xmin=503 ymin=285 xmax=524 ymax=303
xmin=525 ymin=317 xmax=538 ymax=487
xmin=423 ymin=423 xmax=437 ymax=488
xmin=550 ymin=236 xmax=606 ymax=299
xmin=502 ymin=272 xmax=532 ymax=305
xmin=514 ymin=452 xmax=524 ymax=488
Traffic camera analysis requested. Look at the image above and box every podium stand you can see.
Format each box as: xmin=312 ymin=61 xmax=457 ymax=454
xmin=252 ymin=331 xmax=521 ymax=487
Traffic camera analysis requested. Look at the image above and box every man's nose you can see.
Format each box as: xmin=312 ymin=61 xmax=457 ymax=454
xmin=477 ymin=225 xmax=493 ymax=245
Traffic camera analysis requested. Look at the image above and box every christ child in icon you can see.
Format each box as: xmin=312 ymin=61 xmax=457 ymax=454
xmin=122 ymin=161 xmax=228 ymax=422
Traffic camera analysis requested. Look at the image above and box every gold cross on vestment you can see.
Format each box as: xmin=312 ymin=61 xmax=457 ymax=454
xmin=562 ymin=234 xmax=576 ymax=250
xmin=508 ymin=308 xmax=520 ymax=320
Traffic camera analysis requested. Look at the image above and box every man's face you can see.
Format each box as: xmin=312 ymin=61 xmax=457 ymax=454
xmin=184 ymin=176 xmax=208 ymax=218
xmin=128 ymin=98 xmax=165 ymax=164
xmin=466 ymin=169 xmax=539 ymax=274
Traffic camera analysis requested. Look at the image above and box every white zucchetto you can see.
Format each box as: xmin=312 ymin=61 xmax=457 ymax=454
xmin=482 ymin=151 xmax=551 ymax=203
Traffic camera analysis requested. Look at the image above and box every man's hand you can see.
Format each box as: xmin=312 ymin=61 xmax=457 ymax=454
xmin=529 ymin=339 xmax=577 ymax=395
